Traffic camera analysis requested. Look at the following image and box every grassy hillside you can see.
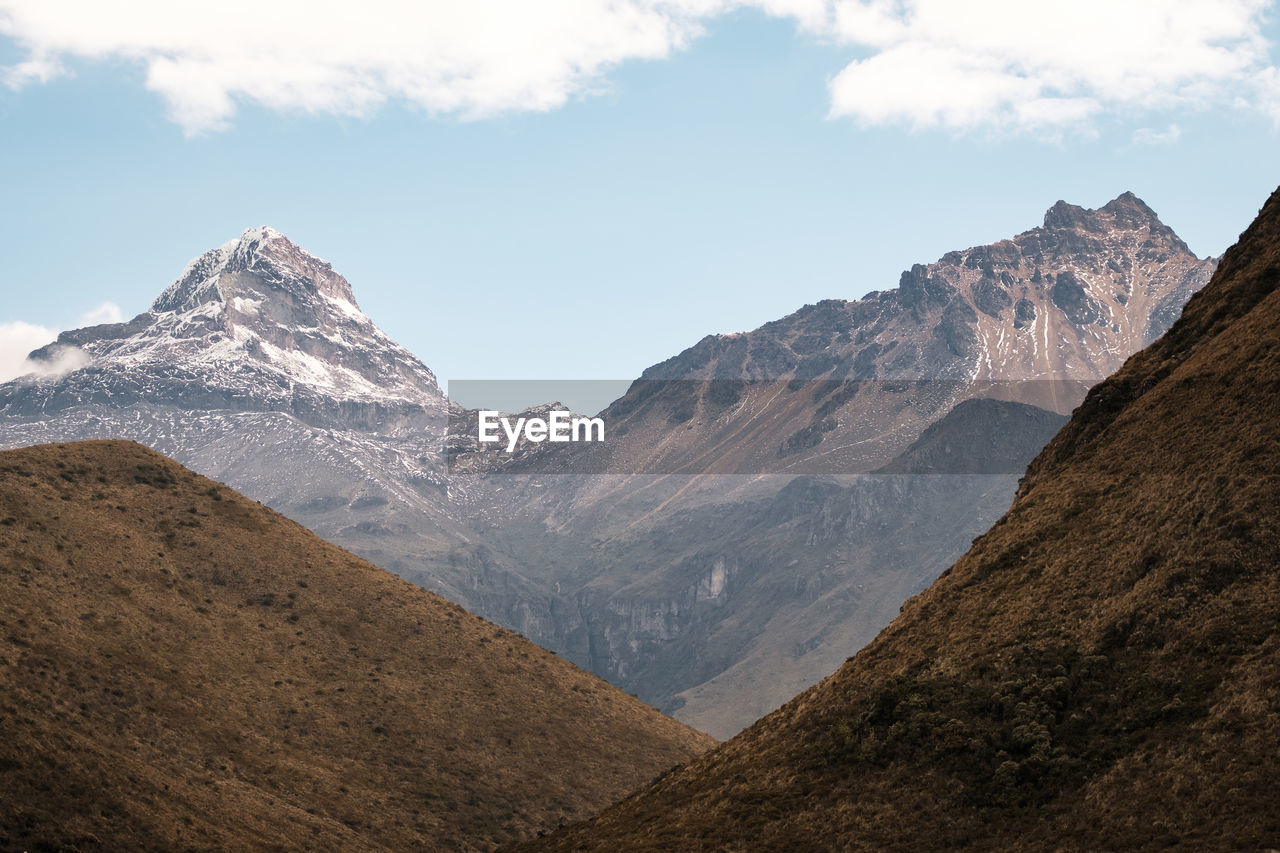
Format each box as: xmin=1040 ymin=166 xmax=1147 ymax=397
xmin=519 ymin=188 xmax=1280 ymax=852
xmin=0 ymin=440 xmax=712 ymax=852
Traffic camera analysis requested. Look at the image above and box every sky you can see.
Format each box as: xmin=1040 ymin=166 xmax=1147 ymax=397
xmin=2 ymin=0 xmax=1279 ymax=410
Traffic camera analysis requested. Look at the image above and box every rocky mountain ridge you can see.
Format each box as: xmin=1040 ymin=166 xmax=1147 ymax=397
xmin=588 ymin=191 xmax=1214 ymax=477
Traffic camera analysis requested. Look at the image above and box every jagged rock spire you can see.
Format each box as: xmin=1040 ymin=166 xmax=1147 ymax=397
xmin=152 ymin=226 xmax=359 ymax=314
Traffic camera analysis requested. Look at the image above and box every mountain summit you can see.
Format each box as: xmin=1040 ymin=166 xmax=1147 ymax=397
xmin=644 ymin=190 xmax=1206 ymax=383
xmin=592 ymin=192 xmax=1216 ymax=477
xmin=153 ymin=226 xmax=360 ymax=313
xmin=11 ymin=227 xmax=443 ymax=425
xmin=0 ymin=228 xmax=458 ymax=561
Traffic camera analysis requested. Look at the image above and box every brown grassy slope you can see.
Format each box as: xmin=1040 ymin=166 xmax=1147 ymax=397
xmin=0 ymin=440 xmax=713 ymax=852
xmin=519 ymin=189 xmax=1280 ymax=853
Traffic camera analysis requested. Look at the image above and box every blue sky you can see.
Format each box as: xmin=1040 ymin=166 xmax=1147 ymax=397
xmin=2 ymin=1 xmax=1279 ymax=404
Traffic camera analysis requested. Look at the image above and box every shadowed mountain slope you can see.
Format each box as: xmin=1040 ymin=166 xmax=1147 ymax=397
xmin=0 ymin=441 xmax=712 ymax=852
xmin=519 ymin=188 xmax=1280 ymax=851
xmin=874 ymin=398 xmax=1068 ymax=475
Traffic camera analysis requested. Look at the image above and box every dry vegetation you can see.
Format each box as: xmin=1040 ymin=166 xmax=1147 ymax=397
xmin=0 ymin=441 xmax=713 ymax=852
xmin=519 ymin=190 xmax=1280 ymax=852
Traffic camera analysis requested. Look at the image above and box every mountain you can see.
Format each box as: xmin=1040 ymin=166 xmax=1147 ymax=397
xmin=0 ymin=196 xmax=1217 ymax=738
xmin=447 ymin=193 xmax=1215 ymax=734
xmin=0 ymin=440 xmax=712 ymax=852
xmin=573 ymin=191 xmax=1212 ymax=477
xmin=0 ymin=227 xmax=509 ymax=612
xmin=16 ymin=225 xmax=445 ymax=422
xmin=518 ymin=186 xmax=1280 ymax=851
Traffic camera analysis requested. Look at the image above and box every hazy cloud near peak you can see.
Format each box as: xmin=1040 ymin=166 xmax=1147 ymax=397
xmin=77 ymin=302 xmax=124 ymax=327
xmin=0 ymin=320 xmax=57 ymax=383
xmin=0 ymin=303 xmax=119 ymax=384
xmin=0 ymin=0 xmax=1276 ymax=135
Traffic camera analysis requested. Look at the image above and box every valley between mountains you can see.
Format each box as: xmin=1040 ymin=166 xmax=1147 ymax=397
xmin=5 ymin=184 xmax=1280 ymax=852
xmin=0 ymin=193 xmax=1217 ymax=738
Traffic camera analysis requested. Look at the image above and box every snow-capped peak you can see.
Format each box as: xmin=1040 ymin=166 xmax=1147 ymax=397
xmin=152 ymin=226 xmax=359 ymax=315
xmin=8 ymin=227 xmax=444 ymax=415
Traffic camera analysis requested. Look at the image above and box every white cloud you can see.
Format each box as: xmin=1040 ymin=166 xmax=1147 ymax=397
xmin=0 ymin=303 xmax=120 ymax=384
xmin=1 ymin=51 xmax=60 ymax=87
xmin=0 ymin=0 xmax=1276 ymax=135
xmin=0 ymin=0 xmax=733 ymax=133
xmin=77 ymin=302 xmax=123 ymax=327
xmin=14 ymin=344 xmax=90 ymax=382
xmin=1131 ymin=124 xmax=1183 ymax=146
xmin=0 ymin=320 xmax=56 ymax=382
xmin=825 ymin=0 xmax=1277 ymax=133
xmin=1258 ymin=65 xmax=1280 ymax=123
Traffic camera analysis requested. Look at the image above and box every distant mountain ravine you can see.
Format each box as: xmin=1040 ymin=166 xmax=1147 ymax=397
xmin=0 ymin=194 xmax=1218 ymax=737
xmin=515 ymin=184 xmax=1280 ymax=852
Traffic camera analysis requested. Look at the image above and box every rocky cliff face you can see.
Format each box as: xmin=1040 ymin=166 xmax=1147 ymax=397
xmin=646 ymin=192 xmax=1206 ymax=385
xmin=0 ymin=197 xmax=1218 ymax=738
xmin=592 ymin=192 xmax=1214 ymax=475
